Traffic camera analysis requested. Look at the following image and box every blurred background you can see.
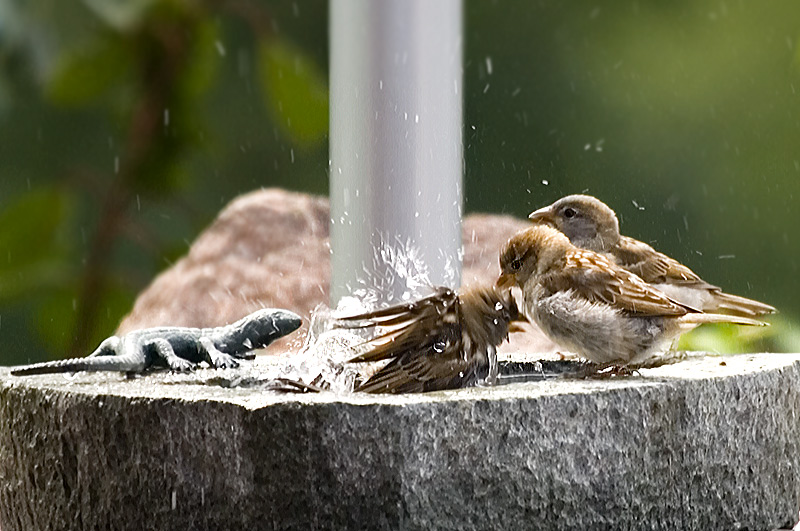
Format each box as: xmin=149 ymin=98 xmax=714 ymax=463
xmin=1 ymin=0 xmax=798 ymax=364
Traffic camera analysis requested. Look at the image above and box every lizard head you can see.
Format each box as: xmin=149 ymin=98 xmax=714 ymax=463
xmin=236 ymin=308 xmax=302 ymax=349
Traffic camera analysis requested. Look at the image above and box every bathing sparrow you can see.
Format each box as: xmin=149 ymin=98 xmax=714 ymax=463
xmin=337 ymin=285 xmax=519 ymax=393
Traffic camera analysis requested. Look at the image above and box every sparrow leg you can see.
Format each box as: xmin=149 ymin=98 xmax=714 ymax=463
xmin=585 ymin=363 xmax=639 ymax=379
xmin=199 ymin=337 xmax=241 ymax=369
xmin=604 ymin=365 xmax=638 ymax=377
xmin=267 ymin=378 xmax=324 ymax=393
xmin=573 ymin=361 xmax=635 ymax=379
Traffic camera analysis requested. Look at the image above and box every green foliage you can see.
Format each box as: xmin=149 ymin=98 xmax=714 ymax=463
xmin=257 ymin=39 xmax=329 ymax=146
xmin=0 ymin=0 xmax=330 ymax=363
xmin=0 ymin=188 xmax=73 ymax=301
xmin=45 ymin=34 xmax=134 ymax=107
xmin=677 ymin=316 xmax=800 ymax=354
xmin=34 ymin=282 xmax=133 ymax=357
xmin=178 ymin=16 xmax=221 ymax=102
xmin=83 ymin=0 xmax=157 ymax=31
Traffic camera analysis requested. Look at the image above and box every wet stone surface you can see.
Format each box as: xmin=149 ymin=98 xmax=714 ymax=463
xmin=1 ymin=353 xmax=799 ymax=530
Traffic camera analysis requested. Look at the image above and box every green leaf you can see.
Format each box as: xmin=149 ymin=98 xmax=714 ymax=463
xmin=45 ymin=34 xmax=133 ymax=107
xmin=0 ymin=188 xmax=70 ymax=270
xmin=677 ymin=321 xmax=776 ymax=354
xmin=0 ymin=188 xmax=73 ymax=301
xmin=82 ymin=0 xmax=156 ymax=32
xmin=257 ymin=38 xmax=329 ymax=146
xmin=179 ymin=17 xmax=221 ymax=101
xmin=34 ymin=282 xmax=134 ymax=357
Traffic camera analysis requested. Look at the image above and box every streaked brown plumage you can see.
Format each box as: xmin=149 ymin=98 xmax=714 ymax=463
xmin=528 ymin=194 xmax=775 ymax=317
xmin=498 ymin=225 xmax=766 ymax=366
xmin=337 ymin=285 xmax=519 ymax=393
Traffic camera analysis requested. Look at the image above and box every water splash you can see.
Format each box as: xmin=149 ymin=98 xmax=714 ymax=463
xmin=274 ymin=238 xmax=447 ymax=392
xmin=343 ymin=233 xmax=458 ymax=310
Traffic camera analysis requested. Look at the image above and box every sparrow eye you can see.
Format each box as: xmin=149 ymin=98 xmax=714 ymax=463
xmin=563 ymin=207 xmax=577 ymax=219
xmin=510 ymin=258 xmax=523 ymax=271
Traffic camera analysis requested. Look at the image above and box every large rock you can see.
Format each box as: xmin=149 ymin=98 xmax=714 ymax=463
xmin=117 ymin=188 xmax=556 ymax=355
xmin=1 ymin=353 xmax=798 ymax=530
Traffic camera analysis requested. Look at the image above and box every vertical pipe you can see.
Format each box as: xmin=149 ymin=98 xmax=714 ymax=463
xmin=329 ymin=0 xmax=463 ymax=306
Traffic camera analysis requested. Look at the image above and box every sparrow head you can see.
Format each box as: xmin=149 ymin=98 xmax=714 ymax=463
xmin=528 ymin=194 xmax=620 ymax=251
xmin=497 ymin=224 xmax=572 ymax=289
xmin=458 ymin=285 xmax=520 ymax=347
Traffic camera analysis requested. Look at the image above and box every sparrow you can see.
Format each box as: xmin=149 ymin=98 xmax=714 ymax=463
xmin=497 ymin=225 xmax=767 ymax=367
xmin=528 ymin=195 xmax=775 ymax=317
xmin=336 ymin=284 xmax=520 ymax=393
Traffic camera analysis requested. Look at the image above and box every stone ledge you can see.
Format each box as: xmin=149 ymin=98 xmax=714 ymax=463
xmin=1 ymin=353 xmax=799 ymax=530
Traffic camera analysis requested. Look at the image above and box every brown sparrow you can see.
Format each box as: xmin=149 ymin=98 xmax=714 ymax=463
xmin=336 ymin=285 xmax=520 ymax=393
xmin=528 ymin=194 xmax=775 ymax=317
xmin=497 ymin=225 xmax=766 ymax=366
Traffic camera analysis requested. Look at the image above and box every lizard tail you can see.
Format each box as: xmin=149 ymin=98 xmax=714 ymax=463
xmin=11 ymin=355 xmax=145 ymax=376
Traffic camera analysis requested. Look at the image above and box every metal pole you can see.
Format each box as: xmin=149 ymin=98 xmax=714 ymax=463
xmin=329 ymin=0 xmax=463 ymax=306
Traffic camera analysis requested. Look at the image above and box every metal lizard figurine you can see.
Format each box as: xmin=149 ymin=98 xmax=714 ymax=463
xmin=11 ymin=308 xmax=302 ymax=376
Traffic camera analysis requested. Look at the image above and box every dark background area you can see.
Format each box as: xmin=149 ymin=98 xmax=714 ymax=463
xmin=1 ymin=0 xmax=798 ymax=364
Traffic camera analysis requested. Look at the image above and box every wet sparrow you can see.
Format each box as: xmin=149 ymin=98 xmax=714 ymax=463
xmin=497 ymin=225 xmax=766 ymax=367
xmin=337 ymin=285 xmax=519 ymax=393
xmin=528 ymin=195 xmax=775 ymax=317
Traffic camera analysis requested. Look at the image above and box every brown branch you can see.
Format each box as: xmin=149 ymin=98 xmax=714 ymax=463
xmin=70 ymin=20 xmax=192 ymax=356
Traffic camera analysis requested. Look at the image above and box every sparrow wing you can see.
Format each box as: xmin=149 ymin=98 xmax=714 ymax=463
xmin=343 ymin=284 xmax=515 ymax=393
xmin=551 ymin=250 xmax=695 ymax=316
xmin=354 ymin=325 xmax=478 ymax=393
xmin=613 ymin=236 xmax=719 ymax=289
xmin=338 ymin=287 xmax=459 ymax=363
xmin=336 ymin=286 xmax=456 ymax=327
xmin=614 ymin=236 xmax=774 ymax=316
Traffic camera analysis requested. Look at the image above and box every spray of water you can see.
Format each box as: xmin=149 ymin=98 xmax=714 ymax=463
xmin=275 ymin=236 xmax=457 ymax=392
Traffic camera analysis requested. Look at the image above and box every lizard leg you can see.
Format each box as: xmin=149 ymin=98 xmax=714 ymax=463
xmin=199 ymin=337 xmax=240 ymax=369
xmin=485 ymin=345 xmax=498 ymax=385
xmin=87 ymin=336 xmax=121 ymax=357
xmin=149 ymin=338 xmax=196 ymax=372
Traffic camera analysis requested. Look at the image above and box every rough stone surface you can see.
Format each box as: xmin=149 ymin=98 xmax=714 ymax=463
xmin=117 ymin=188 xmax=556 ymax=355
xmin=1 ymin=354 xmax=799 ymax=530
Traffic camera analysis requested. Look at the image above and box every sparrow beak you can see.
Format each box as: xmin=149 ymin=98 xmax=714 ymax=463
xmin=508 ymin=321 xmax=528 ymax=334
xmin=495 ymin=273 xmax=516 ymax=290
xmin=528 ymin=206 xmax=554 ymax=225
